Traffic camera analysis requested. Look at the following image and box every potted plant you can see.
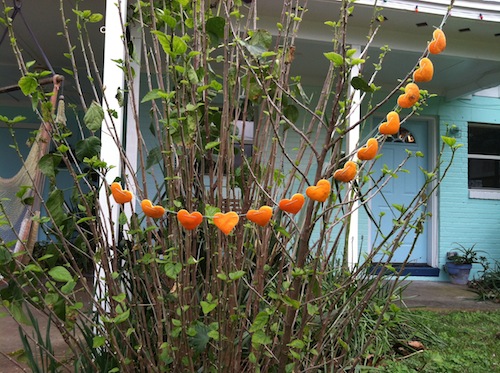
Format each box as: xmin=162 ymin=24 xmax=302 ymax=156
xmin=444 ymin=243 xmax=489 ymax=285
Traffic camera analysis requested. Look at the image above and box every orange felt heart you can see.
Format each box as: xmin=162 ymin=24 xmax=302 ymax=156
xmin=428 ymin=29 xmax=446 ymax=55
xmin=306 ymin=179 xmax=331 ymax=202
xmin=213 ymin=212 xmax=239 ymax=235
xmin=177 ymin=209 xmax=203 ymax=230
xmin=357 ymin=138 xmax=379 ymax=160
xmin=246 ymin=206 xmax=273 ymax=226
xmin=141 ymin=199 xmax=165 ymax=219
xmin=110 ymin=182 xmax=133 ymax=204
xmin=413 ymin=57 xmax=434 ymax=83
xmin=334 ymin=161 xmax=357 ymax=182
xmin=378 ymin=111 xmax=400 ymax=135
xmin=279 ymin=193 xmax=305 ymax=214
xmin=397 ymin=83 xmax=420 ymax=109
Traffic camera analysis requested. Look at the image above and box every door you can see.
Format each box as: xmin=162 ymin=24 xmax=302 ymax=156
xmin=370 ymin=120 xmax=430 ymax=264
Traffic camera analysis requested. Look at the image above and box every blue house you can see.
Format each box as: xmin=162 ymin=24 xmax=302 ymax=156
xmin=1 ymin=0 xmax=499 ymax=281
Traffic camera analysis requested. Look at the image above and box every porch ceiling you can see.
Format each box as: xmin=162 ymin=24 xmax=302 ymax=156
xmin=0 ymin=0 xmax=499 ymax=108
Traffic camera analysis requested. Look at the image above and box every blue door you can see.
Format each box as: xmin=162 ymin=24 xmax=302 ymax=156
xmin=370 ymin=120 xmax=429 ymax=264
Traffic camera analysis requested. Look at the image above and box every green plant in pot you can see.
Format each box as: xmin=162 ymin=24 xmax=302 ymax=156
xmin=445 ymin=243 xmax=489 ymax=285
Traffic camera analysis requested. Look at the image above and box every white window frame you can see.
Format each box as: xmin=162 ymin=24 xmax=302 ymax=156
xmin=468 ymin=122 xmax=500 ymax=200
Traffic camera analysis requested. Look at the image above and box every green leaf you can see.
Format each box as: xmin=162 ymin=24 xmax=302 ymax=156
xmin=249 ymin=311 xmax=269 ymax=332
xmin=282 ymin=295 xmax=300 ymax=309
xmin=249 ymin=29 xmax=272 ymax=49
xmin=288 ymin=339 xmax=305 ymax=349
xmin=48 ymin=266 xmax=72 ymax=283
xmin=283 ymin=104 xmax=299 ymax=123
xmin=205 ymin=141 xmax=220 ymax=150
xmin=18 ymin=76 xmax=38 ymax=96
xmin=206 ymin=16 xmax=225 ymax=44
xmin=92 ymin=336 xmax=106 ymax=348
xmin=112 ymin=293 xmax=126 ymax=303
xmin=164 ymin=262 xmax=182 ymax=279
xmin=146 ymin=147 xmax=162 ymax=169
xmin=152 ymin=31 xmax=187 ymax=57
xmin=75 ymin=136 xmax=101 ymax=161
xmin=189 ymin=323 xmax=210 ymax=353
xmin=251 ymin=330 xmax=272 ymax=346
xmin=228 ymin=270 xmax=245 ymax=280
xmin=442 ymin=136 xmax=456 ymax=147
xmin=46 ymin=189 xmax=66 ymax=225
xmin=141 ymin=89 xmax=174 ymax=103
xmin=307 ymin=303 xmax=319 ymax=316
xmin=200 ymin=300 xmax=218 ymax=315
xmin=88 ymin=13 xmax=103 ymax=23
xmin=351 ymin=76 xmax=374 ymax=92
xmin=84 ymin=101 xmax=104 ymax=132
xmin=324 ymin=52 xmax=344 ymax=66
xmin=113 ymin=308 xmax=130 ymax=324
xmin=39 ymin=154 xmax=62 ymax=179
xmin=61 ymin=280 xmax=76 ymax=294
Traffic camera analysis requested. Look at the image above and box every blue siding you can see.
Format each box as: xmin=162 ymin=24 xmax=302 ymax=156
xmin=427 ymin=95 xmax=500 ymax=279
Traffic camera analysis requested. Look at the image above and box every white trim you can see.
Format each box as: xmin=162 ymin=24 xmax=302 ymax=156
xmin=426 ymin=117 xmax=439 ymax=268
xmin=99 ymin=0 xmax=127 ymax=241
xmin=469 ymin=189 xmax=500 ymax=200
xmin=97 ymin=0 xmax=127 ymax=312
xmin=124 ymin=23 xmax=142 ymax=228
xmin=347 ymin=45 xmax=361 ymax=269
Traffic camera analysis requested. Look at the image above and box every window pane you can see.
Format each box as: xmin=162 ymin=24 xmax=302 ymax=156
xmin=468 ymin=158 xmax=500 ymax=189
xmin=468 ymin=124 xmax=500 ymax=155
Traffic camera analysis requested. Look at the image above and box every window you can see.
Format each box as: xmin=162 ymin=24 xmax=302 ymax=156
xmin=386 ymin=126 xmax=416 ymax=143
xmin=468 ymin=123 xmax=500 ymax=191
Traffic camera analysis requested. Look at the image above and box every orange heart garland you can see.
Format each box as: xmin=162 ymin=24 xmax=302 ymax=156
xmin=378 ymin=111 xmax=400 ymax=135
xmin=306 ymin=179 xmax=331 ymax=203
xmin=279 ymin=193 xmax=305 ymax=214
xmin=246 ymin=206 xmax=273 ymax=226
xmin=397 ymin=83 xmax=420 ymax=109
xmin=413 ymin=57 xmax=434 ymax=83
xmin=428 ymin=29 xmax=446 ymax=55
xmin=334 ymin=161 xmax=357 ymax=182
xmin=141 ymin=199 xmax=166 ymax=219
xmin=357 ymin=138 xmax=379 ymax=160
xmin=110 ymin=182 xmax=133 ymax=204
xmin=213 ymin=212 xmax=240 ymax=235
xmin=177 ymin=209 xmax=203 ymax=230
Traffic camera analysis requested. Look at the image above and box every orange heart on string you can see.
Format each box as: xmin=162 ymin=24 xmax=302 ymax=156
xmin=177 ymin=209 xmax=203 ymax=230
xmin=246 ymin=206 xmax=273 ymax=226
xmin=141 ymin=199 xmax=165 ymax=219
xmin=413 ymin=57 xmax=434 ymax=83
xmin=428 ymin=29 xmax=446 ymax=55
xmin=357 ymin=138 xmax=379 ymax=160
xmin=397 ymin=83 xmax=420 ymax=109
xmin=334 ymin=161 xmax=357 ymax=182
xmin=279 ymin=193 xmax=305 ymax=214
xmin=378 ymin=111 xmax=400 ymax=135
xmin=306 ymin=179 xmax=331 ymax=202
xmin=110 ymin=182 xmax=133 ymax=204
xmin=213 ymin=212 xmax=239 ymax=235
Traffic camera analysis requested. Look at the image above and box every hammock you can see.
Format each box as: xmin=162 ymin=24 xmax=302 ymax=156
xmin=0 ymin=75 xmax=63 ymax=256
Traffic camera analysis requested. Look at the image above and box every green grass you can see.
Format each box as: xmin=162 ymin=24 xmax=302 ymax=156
xmin=375 ymin=311 xmax=500 ymax=373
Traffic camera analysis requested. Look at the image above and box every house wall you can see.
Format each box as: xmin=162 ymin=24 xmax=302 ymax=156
xmin=428 ymin=95 xmax=500 ymax=279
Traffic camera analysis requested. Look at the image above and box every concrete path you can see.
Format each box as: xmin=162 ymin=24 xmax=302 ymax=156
xmin=400 ymin=280 xmax=500 ymax=311
xmin=0 ymin=281 xmax=498 ymax=372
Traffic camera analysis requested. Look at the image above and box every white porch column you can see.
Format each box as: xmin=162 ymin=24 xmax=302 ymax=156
xmin=347 ymin=45 xmax=361 ymax=269
xmin=124 ymin=24 xmax=142 ymax=224
xmin=99 ymin=0 xmax=127 ymax=242
xmin=97 ymin=0 xmax=128 ymax=309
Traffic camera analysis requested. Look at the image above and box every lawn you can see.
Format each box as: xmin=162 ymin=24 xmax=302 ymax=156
xmin=376 ymin=310 xmax=500 ymax=372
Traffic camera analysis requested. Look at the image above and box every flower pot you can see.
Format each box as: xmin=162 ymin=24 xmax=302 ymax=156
xmin=445 ymin=262 xmax=472 ymax=285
